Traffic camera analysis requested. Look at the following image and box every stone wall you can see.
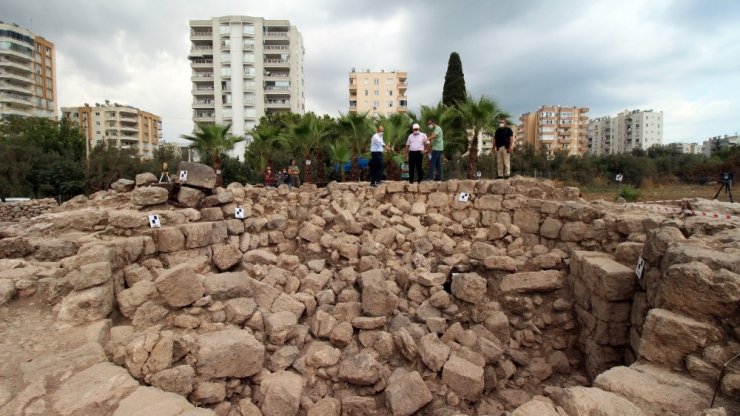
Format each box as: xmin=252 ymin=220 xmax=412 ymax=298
xmin=1 ymin=176 xmax=738 ymax=416
xmin=0 ymin=198 xmax=57 ymax=222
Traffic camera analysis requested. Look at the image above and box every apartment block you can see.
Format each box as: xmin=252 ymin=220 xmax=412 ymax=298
xmin=702 ymin=134 xmax=739 ymax=157
xmin=677 ymin=142 xmax=703 ymax=155
xmin=0 ymin=22 xmax=56 ymax=119
xmin=348 ymin=69 xmax=407 ymax=116
xmin=62 ymin=101 xmax=162 ymax=159
xmin=516 ymin=106 xmax=589 ymax=157
xmin=588 ymin=109 xmax=663 ymax=155
xmin=189 ymin=16 xmax=305 ymax=160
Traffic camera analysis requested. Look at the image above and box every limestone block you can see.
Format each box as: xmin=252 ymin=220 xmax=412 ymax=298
xmin=500 ymin=270 xmax=564 ymax=293
xmin=639 ymin=308 xmax=722 ymax=367
xmin=196 ymin=329 xmax=264 ymax=378
xmin=451 ymin=272 xmax=487 ymax=304
xmin=178 ymin=161 xmax=216 ymax=189
xmin=155 ymin=264 xmax=205 ymax=308
xmin=132 ymin=186 xmax=169 ymax=206
xmin=385 ymin=370 xmax=433 ymax=416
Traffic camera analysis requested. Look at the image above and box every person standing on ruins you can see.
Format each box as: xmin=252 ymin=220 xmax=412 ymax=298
xmin=426 ymin=119 xmax=444 ymax=181
xmin=405 ymin=123 xmax=430 ymax=184
xmin=369 ymin=125 xmax=388 ymax=187
xmin=493 ymin=118 xmax=514 ymax=179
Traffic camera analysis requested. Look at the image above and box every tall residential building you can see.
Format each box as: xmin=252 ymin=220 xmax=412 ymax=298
xmin=515 ymin=106 xmax=589 ymax=157
xmin=189 ymin=16 xmax=305 ymax=160
xmin=348 ymin=69 xmax=408 ymax=117
xmin=62 ymin=101 xmax=162 ymax=159
xmin=0 ymin=22 xmax=56 ymax=119
xmin=587 ymin=109 xmax=663 ymax=155
xmin=702 ymin=134 xmax=739 ymax=157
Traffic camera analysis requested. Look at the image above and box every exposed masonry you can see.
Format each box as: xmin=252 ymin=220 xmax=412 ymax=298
xmin=0 ymin=172 xmax=738 ymax=416
xmin=0 ymin=198 xmax=57 ymax=222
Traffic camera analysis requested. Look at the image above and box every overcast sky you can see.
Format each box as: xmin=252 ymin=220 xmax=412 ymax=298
xmin=4 ymin=0 xmax=739 ymax=144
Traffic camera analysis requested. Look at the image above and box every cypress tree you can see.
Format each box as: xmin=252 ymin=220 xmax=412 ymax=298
xmin=442 ymin=52 xmax=467 ymax=107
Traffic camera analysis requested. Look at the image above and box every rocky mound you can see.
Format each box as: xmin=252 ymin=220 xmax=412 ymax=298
xmin=0 ymin=163 xmax=738 ymax=416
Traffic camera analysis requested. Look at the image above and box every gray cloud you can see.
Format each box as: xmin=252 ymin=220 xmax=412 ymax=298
xmin=2 ymin=0 xmax=739 ymax=143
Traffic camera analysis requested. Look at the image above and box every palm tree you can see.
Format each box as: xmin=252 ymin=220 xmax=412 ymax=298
xmin=327 ymin=142 xmax=351 ymax=182
xmin=246 ymin=123 xmax=283 ymax=179
xmin=335 ymin=112 xmax=373 ymax=181
xmin=284 ymin=113 xmax=333 ymax=184
xmin=454 ymin=95 xmax=506 ymax=179
xmin=378 ymin=113 xmax=413 ymax=180
xmin=181 ymin=122 xmax=244 ymax=187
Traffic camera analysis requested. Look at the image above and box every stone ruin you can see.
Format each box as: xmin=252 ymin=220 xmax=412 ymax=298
xmin=0 ymin=161 xmax=738 ymax=416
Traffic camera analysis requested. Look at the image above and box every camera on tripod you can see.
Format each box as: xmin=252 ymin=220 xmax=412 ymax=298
xmin=715 ymin=171 xmax=734 ymax=203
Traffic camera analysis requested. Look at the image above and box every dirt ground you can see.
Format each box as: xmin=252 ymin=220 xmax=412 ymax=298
xmin=580 ymin=183 xmax=734 ymax=203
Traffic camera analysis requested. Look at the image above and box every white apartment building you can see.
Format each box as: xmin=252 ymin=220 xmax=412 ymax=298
xmin=588 ymin=109 xmax=663 ymax=155
xmin=189 ymin=16 xmax=305 ymax=160
xmin=702 ymin=134 xmax=739 ymax=157
xmin=62 ymin=101 xmax=162 ymax=159
xmin=677 ymin=142 xmax=703 ymax=155
xmin=0 ymin=22 xmax=56 ymax=119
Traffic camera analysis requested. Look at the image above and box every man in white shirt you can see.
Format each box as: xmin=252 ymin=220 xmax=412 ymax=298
xmin=369 ymin=125 xmax=388 ymax=186
xmin=404 ymin=123 xmax=429 ymax=183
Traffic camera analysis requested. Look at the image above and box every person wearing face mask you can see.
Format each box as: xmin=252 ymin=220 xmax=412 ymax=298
xmin=493 ymin=118 xmax=514 ymax=179
xmin=405 ymin=123 xmax=430 ymax=184
xmin=369 ymin=125 xmax=388 ymax=187
xmin=426 ymin=119 xmax=444 ymax=181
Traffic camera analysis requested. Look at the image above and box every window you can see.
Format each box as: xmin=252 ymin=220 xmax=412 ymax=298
xmin=242 ymin=24 xmax=254 ymax=36
xmin=243 ymin=40 xmax=254 ymax=49
xmin=220 ymin=66 xmax=231 ymax=77
xmin=373 ymin=78 xmax=380 ymax=85
xmin=386 ymin=78 xmax=394 ymax=85
xmin=244 ymin=80 xmax=256 ymax=90
xmin=222 ymin=94 xmax=231 ymax=104
xmin=388 ymin=90 xmax=393 ymax=96
xmin=373 ymin=100 xmax=379 ymax=108
xmin=243 ymin=53 xmax=255 ymax=63
xmin=220 ymin=53 xmax=230 ymax=62
xmin=95 ymin=112 xmax=100 ymax=116
xmin=387 ymin=101 xmax=393 ymax=108
xmin=364 ymin=90 xmax=368 ymax=96
xmin=363 ymin=79 xmax=369 ymax=85
xmin=244 ymin=66 xmax=256 ymax=77
xmin=220 ymin=24 xmax=230 ymax=35
xmin=222 ymin=108 xmax=232 ymax=118
xmin=221 ymin=39 xmax=230 ymax=50
xmin=245 ymin=108 xmax=257 ymax=118
xmin=244 ymin=93 xmax=256 ymax=105
xmin=245 ymin=120 xmax=256 ymax=130
xmin=374 ymin=90 xmax=379 ymax=96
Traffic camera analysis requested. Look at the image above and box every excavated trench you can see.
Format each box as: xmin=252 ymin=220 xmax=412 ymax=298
xmin=1 ymin=174 xmax=739 ymax=416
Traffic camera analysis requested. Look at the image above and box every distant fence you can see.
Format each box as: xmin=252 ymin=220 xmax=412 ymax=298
xmin=0 ymin=198 xmax=58 ymax=222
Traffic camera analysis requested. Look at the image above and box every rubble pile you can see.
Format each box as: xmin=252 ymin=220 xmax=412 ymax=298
xmin=0 ymin=161 xmax=738 ymax=416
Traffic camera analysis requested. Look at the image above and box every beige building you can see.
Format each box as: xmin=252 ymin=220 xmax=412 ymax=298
xmin=348 ymin=69 xmax=407 ymax=116
xmin=189 ymin=16 xmax=305 ymax=160
xmin=516 ymin=106 xmax=589 ymax=157
xmin=62 ymin=101 xmax=162 ymax=159
xmin=588 ymin=109 xmax=663 ymax=155
xmin=0 ymin=22 xmax=56 ymax=119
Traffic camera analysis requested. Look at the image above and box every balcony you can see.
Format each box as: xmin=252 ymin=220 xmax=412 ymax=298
xmin=194 ymin=111 xmax=215 ymax=121
xmin=190 ymin=45 xmax=213 ymax=55
xmin=0 ymin=81 xmax=32 ymax=94
xmin=190 ymin=58 xmax=213 ymax=68
xmin=265 ymin=99 xmax=290 ymax=108
xmin=193 ymin=99 xmax=215 ymax=108
xmin=264 ymin=45 xmax=289 ymax=51
xmin=0 ymin=48 xmax=33 ymax=62
xmin=0 ymin=92 xmax=33 ymax=107
xmin=0 ymin=69 xmax=33 ymax=84
xmin=264 ymin=86 xmax=290 ymax=94
xmin=1 ymin=107 xmax=32 ymax=117
xmin=191 ymin=30 xmax=213 ymax=39
xmin=0 ymin=57 xmax=32 ymax=73
xmin=264 ymin=31 xmax=289 ymax=38
xmin=191 ymin=73 xmax=214 ymax=82
xmin=264 ymin=59 xmax=289 ymax=67
xmin=121 ymin=125 xmax=139 ymax=133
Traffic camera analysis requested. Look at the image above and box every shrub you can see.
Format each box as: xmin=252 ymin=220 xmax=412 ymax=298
xmin=619 ymin=185 xmax=640 ymax=202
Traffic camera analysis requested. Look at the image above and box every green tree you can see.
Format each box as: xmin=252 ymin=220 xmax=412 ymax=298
xmin=284 ymin=113 xmax=333 ymax=183
xmin=327 ymin=142 xmax=351 ymax=182
xmin=442 ymin=52 xmax=467 ymax=107
xmin=246 ymin=123 xmax=284 ymax=181
xmin=453 ymin=95 xmax=505 ymax=179
xmin=181 ymin=122 xmax=243 ymax=187
xmin=336 ymin=112 xmax=373 ymax=181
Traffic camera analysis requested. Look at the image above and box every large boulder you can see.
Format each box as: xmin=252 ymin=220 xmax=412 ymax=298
xmin=131 ymin=186 xmax=169 ymax=206
xmin=155 ymin=264 xmax=205 ymax=308
xmin=177 ymin=186 xmax=205 ymax=208
xmin=111 ymin=178 xmax=135 ymax=192
xmin=451 ymin=272 xmax=487 ymax=304
xmin=52 ymin=362 xmax=139 ymax=416
xmin=259 ymin=371 xmax=303 ymax=416
xmin=442 ymin=355 xmax=484 ymax=400
xmin=385 ymin=370 xmax=433 ymax=416
xmin=555 ymin=386 xmax=646 ymax=416
xmin=657 ymin=262 xmax=740 ymax=319
xmin=0 ymin=279 xmax=16 ymax=305
xmin=639 ymin=308 xmax=722 ymax=367
xmin=57 ymin=282 xmax=114 ymax=323
xmin=150 ymin=365 xmax=196 ymax=396
xmin=196 ymin=329 xmax=264 ymax=378
xmin=135 ymin=172 xmax=158 ymax=186
xmin=67 ymin=261 xmax=112 ymax=290
xmin=178 ymin=161 xmax=216 ymax=190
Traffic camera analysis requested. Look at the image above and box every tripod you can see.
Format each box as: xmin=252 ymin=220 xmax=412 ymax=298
xmin=714 ymin=178 xmax=733 ymax=203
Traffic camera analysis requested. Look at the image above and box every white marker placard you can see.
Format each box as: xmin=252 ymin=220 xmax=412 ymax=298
xmin=475 ymin=171 xmax=482 ymax=178
xmin=235 ymin=207 xmax=245 ymax=219
xmin=615 ymin=174 xmax=623 ymax=182
xmin=305 ymin=160 xmax=311 ymax=165
xmin=148 ymin=214 xmax=162 ymax=228
xmin=635 ymin=256 xmax=645 ymax=280
xmin=458 ymin=192 xmax=470 ymax=202
xmin=179 ymin=170 xmax=188 ymax=181
xmin=216 ymin=169 xmax=222 ymax=175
